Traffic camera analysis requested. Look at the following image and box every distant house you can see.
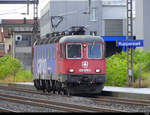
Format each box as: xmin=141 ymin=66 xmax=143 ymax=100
xmin=0 ymin=19 xmax=40 ymax=69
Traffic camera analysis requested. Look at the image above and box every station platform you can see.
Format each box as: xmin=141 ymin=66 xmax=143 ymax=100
xmin=102 ymin=86 xmax=150 ymax=100
xmin=9 ymin=82 xmax=150 ymax=100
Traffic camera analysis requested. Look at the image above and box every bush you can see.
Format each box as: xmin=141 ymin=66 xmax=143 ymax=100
xmin=0 ymin=56 xmax=21 ymax=79
xmin=105 ymin=49 xmax=150 ymax=87
xmin=0 ymin=56 xmax=32 ymax=83
xmin=105 ymin=51 xmax=126 ymax=86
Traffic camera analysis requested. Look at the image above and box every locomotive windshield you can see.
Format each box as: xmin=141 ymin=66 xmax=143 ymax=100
xmin=67 ymin=44 xmax=81 ymax=58
xmin=88 ymin=44 xmax=101 ymax=58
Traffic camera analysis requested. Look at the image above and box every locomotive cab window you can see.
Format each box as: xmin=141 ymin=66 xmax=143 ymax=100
xmin=67 ymin=44 xmax=81 ymax=59
xmin=88 ymin=43 xmax=101 ymax=59
xmin=60 ymin=44 xmax=66 ymax=58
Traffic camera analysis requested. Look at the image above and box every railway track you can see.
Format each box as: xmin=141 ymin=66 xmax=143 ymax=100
xmin=92 ymin=96 xmax=150 ymax=107
xmin=0 ymin=107 xmax=18 ymax=112
xmin=0 ymin=93 xmax=120 ymax=112
xmin=0 ymin=85 xmax=43 ymax=95
xmin=1 ymin=85 xmax=150 ymax=107
xmin=0 ymin=84 xmax=149 ymax=112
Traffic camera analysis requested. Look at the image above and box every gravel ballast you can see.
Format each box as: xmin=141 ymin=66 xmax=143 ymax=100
xmin=0 ymin=88 xmax=149 ymax=112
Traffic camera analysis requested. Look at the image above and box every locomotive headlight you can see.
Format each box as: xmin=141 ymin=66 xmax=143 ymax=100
xmin=83 ymin=44 xmax=87 ymax=47
xmin=68 ymin=69 xmax=74 ymax=73
xmin=96 ymin=69 xmax=101 ymax=73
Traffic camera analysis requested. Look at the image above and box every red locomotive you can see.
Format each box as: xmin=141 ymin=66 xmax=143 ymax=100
xmin=32 ymin=29 xmax=105 ymax=95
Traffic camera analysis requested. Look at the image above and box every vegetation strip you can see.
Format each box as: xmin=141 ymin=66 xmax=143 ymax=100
xmin=106 ymin=50 xmax=150 ymax=87
xmin=0 ymin=56 xmax=32 ymax=83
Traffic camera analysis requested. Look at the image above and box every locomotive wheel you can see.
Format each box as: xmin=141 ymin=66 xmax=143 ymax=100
xmin=45 ymin=80 xmax=51 ymax=93
xmin=60 ymin=88 xmax=65 ymax=95
xmin=56 ymin=81 xmax=62 ymax=95
xmin=41 ymin=80 xmax=46 ymax=92
xmin=34 ymin=80 xmax=39 ymax=90
xmin=55 ymin=81 xmax=59 ymax=95
xmin=64 ymin=88 xmax=70 ymax=96
xmin=36 ymin=79 xmax=41 ymax=90
xmin=51 ymin=80 xmax=56 ymax=94
xmin=33 ymin=80 xmax=37 ymax=89
xmin=49 ymin=80 xmax=53 ymax=92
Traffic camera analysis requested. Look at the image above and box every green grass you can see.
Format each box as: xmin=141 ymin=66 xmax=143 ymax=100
xmin=13 ymin=70 xmax=32 ymax=82
xmin=0 ymin=55 xmax=32 ymax=83
xmin=105 ymin=49 xmax=150 ymax=88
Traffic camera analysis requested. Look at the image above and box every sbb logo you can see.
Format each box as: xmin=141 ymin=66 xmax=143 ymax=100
xmin=81 ymin=61 xmax=88 ymax=68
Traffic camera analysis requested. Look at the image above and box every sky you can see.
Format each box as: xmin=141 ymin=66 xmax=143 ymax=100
xmin=0 ymin=0 xmax=50 ymax=19
xmin=0 ymin=0 xmax=135 ymax=20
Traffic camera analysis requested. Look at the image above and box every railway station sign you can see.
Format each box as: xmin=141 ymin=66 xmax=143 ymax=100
xmin=117 ymin=40 xmax=144 ymax=47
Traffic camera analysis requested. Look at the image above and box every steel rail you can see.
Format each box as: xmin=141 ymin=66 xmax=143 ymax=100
xmin=92 ymin=96 xmax=150 ymax=107
xmin=1 ymin=85 xmax=150 ymax=106
xmin=1 ymin=85 xmax=150 ymax=111
xmin=0 ymin=107 xmax=18 ymax=112
xmin=0 ymin=93 xmax=120 ymax=112
xmin=0 ymin=95 xmax=86 ymax=112
xmin=1 ymin=85 xmax=150 ymax=109
xmin=0 ymin=85 xmax=72 ymax=98
xmin=0 ymin=85 xmax=45 ymax=95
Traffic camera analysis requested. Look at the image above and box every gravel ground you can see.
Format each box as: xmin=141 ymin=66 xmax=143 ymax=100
xmin=0 ymin=89 xmax=150 ymax=113
xmin=0 ymin=100 xmax=64 ymax=112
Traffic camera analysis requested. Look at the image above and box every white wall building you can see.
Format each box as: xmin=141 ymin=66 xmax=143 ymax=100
xmin=101 ymin=0 xmax=136 ymax=36
xmin=136 ymin=0 xmax=150 ymax=50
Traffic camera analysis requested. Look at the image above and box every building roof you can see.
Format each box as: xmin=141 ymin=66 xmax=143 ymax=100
xmin=2 ymin=19 xmax=40 ymax=25
xmin=59 ymin=35 xmax=104 ymax=43
xmin=1 ymin=19 xmax=40 ymax=38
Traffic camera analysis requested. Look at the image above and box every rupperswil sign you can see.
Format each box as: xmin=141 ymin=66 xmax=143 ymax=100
xmin=117 ymin=40 xmax=144 ymax=47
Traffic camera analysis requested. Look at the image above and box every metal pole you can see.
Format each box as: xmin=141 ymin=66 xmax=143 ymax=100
xmin=12 ymin=32 xmax=15 ymax=58
xmin=139 ymin=64 xmax=141 ymax=88
xmin=126 ymin=0 xmax=133 ymax=86
xmin=88 ymin=0 xmax=91 ymax=14
xmin=27 ymin=0 xmax=29 ymax=15
xmin=32 ymin=0 xmax=39 ymax=74
xmin=33 ymin=0 xmax=39 ymax=42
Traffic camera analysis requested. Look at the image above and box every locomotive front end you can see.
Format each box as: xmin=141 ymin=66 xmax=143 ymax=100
xmin=59 ymin=35 xmax=106 ymax=94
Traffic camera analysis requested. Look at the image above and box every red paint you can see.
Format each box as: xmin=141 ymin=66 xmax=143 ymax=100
xmin=55 ymin=43 xmax=105 ymax=75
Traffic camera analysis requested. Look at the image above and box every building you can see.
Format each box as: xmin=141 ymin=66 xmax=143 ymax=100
xmin=0 ymin=27 xmax=5 ymax=57
xmin=0 ymin=19 xmax=40 ymax=69
xmin=40 ymin=0 xmax=102 ymax=38
xmin=40 ymin=0 xmax=136 ymax=57
xmin=136 ymin=0 xmax=150 ymax=50
xmin=40 ymin=0 xmax=146 ymax=57
xmin=101 ymin=0 xmax=137 ymax=56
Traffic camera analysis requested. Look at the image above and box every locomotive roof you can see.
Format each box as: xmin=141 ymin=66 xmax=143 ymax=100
xmin=59 ymin=35 xmax=104 ymax=43
xmin=35 ymin=35 xmax=104 ymax=45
